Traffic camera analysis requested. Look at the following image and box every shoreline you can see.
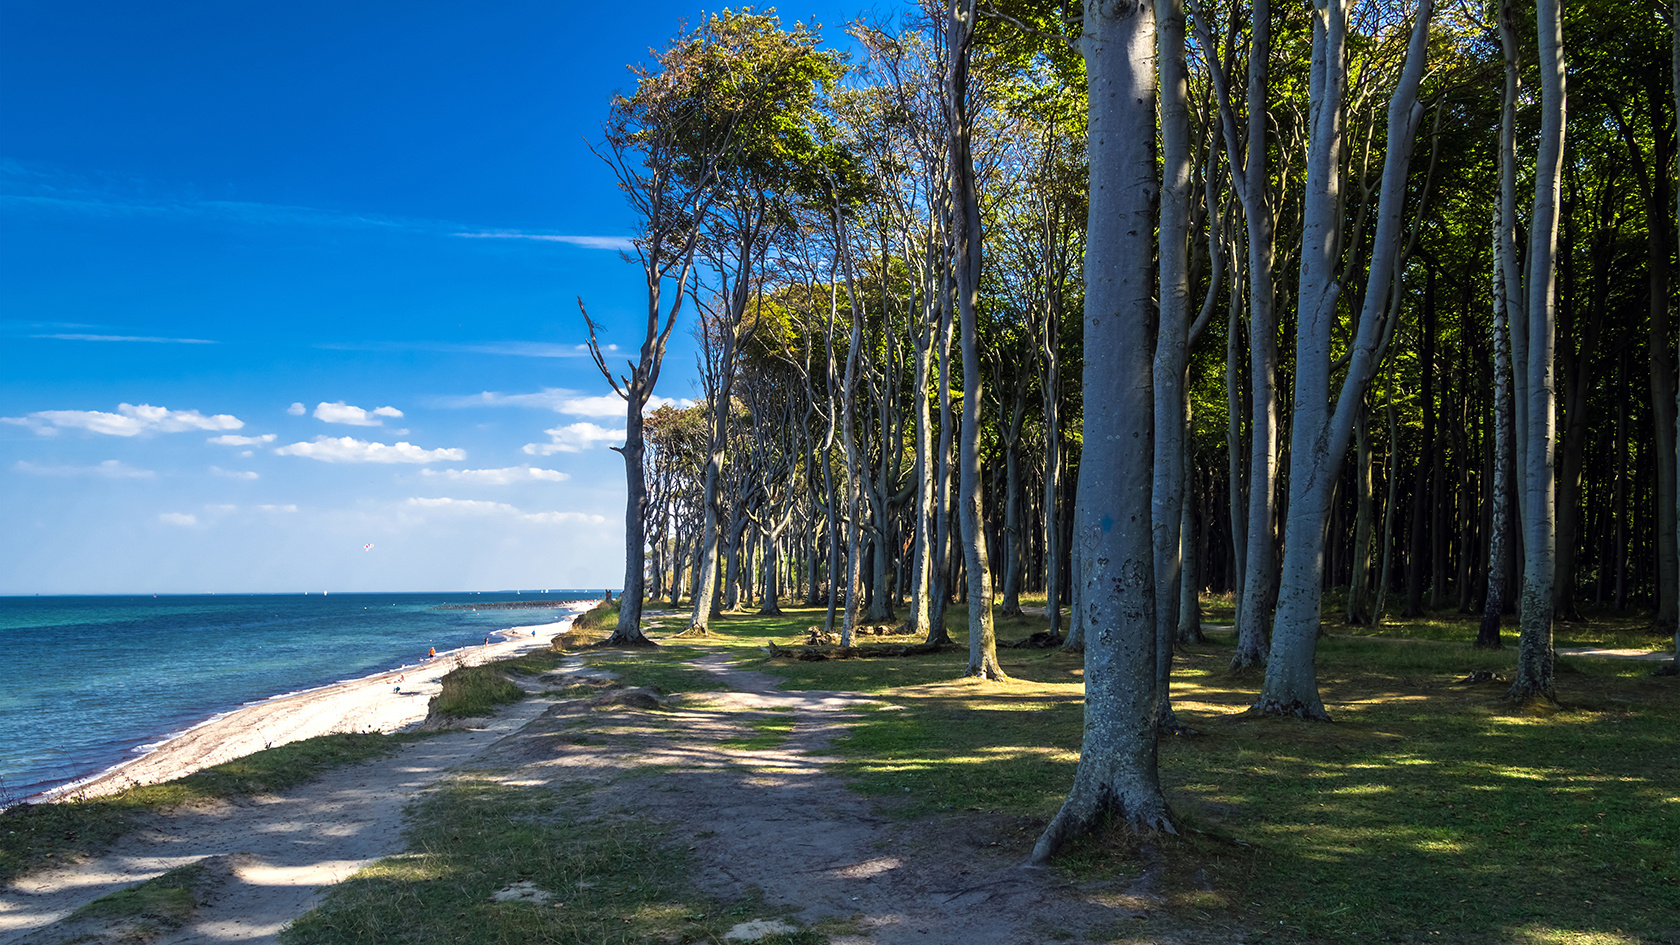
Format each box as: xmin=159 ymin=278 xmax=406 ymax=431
xmin=32 ymin=600 xmax=598 ymax=805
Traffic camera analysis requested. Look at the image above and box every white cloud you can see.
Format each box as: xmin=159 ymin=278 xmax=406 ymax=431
xmin=404 ymin=497 xmax=605 ymax=526
xmin=275 ymin=436 xmax=465 ymax=464
xmin=419 ymin=466 xmax=569 ymax=485
xmin=210 ymin=466 xmax=259 ymax=480
xmin=523 ymin=422 xmax=625 ymax=455
xmin=209 ymin=433 xmax=277 ymax=446
xmin=2 ymin=403 xmax=243 ymax=437
xmin=288 ymin=402 xmax=306 ymax=415
xmin=33 ymin=333 xmax=217 ymax=344
xmin=204 ymin=503 xmax=239 ymax=514
xmin=256 ymin=504 xmax=298 ymax=513
xmin=453 ymin=230 xmax=636 ymax=251
xmin=406 ymin=497 xmax=519 ymax=514
xmin=159 ymin=512 xmax=198 ymax=527
xmin=524 ymin=511 xmax=608 ymax=525
xmin=13 ymin=459 xmax=155 ymax=479
xmin=314 ymin=401 xmax=403 ymax=426
xmin=436 ymin=388 xmax=690 ymax=418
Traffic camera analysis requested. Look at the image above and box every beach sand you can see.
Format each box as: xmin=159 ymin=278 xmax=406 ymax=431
xmin=46 ymin=602 xmax=597 ymax=803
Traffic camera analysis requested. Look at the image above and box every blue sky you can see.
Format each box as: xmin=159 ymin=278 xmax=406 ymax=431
xmin=0 ymin=0 xmax=867 ymax=594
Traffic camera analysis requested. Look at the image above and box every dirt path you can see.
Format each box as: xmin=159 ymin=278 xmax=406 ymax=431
xmin=5 ymin=653 xmax=1211 ymax=945
xmin=476 ymin=654 xmax=1183 ymax=945
xmin=0 ymin=682 xmax=573 ymax=945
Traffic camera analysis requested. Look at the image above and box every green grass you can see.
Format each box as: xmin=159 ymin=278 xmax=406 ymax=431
xmin=429 ymin=663 xmax=526 ymax=718
xmin=73 ymin=861 xmax=205 ymax=923
xmin=582 ymin=647 xmax=737 ymax=694
xmin=281 ymin=776 xmax=817 ymax=945
xmin=719 ymin=709 xmax=797 ymax=750
xmin=569 ymin=597 xmax=621 ymax=634
xmin=0 ymin=732 xmax=415 ymax=885
xmin=632 ymin=598 xmax=1678 ymax=944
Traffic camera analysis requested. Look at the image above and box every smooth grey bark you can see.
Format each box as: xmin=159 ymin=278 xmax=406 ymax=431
xmin=930 ymin=276 xmax=956 ymax=644
xmin=1258 ymin=0 xmax=1434 ymax=719
xmin=998 ymin=375 xmax=1031 ymax=617
xmin=833 ymin=205 xmax=868 ymax=649
xmin=1033 ymin=0 xmax=1170 ymax=863
xmin=908 ymin=250 xmax=938 ymax=638
xmin=1481 ymin=213 xmax=1513 ymax=649
xmin=1190 ymin=0 xmax=1278 ymax=668
xmin=948 ymin=0 xmax=1003 ymax=680
xmin=1346 ymin=395 xmax=1375 ymax=624
xmin=1042 ymin=216 xmax=1065 ymax=641
xmin=1153 ymin=0 xmax=1192 ymax=731
xmin=1508 ymin=0 xmax=1566 ymax=703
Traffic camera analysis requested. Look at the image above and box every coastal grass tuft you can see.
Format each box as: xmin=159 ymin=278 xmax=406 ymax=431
xmin=281 ymin=775 xmax=813 ymax=945
xmin=429 ymin=664 xmax=525 ymax=719
xmin=72 ymin=861 xmax=205 ymax=924
xmin=569 ymin=597 xmax=621 ymax=635
xmin=0 ymin=732 xmax=414 ymax=885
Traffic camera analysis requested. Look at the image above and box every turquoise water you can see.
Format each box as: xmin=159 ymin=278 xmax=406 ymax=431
xmin=0 ymin=591 xmax=602 ymax=801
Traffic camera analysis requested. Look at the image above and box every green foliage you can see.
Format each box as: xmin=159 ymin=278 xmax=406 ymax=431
xmin=429 ymin=664 xmax=525 ymax=719
xmin=0 ymin=732 xmax=412 ymax=885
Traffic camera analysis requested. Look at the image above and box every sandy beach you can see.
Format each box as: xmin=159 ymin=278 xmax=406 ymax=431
xmin=43 ymin=601 xmax=598 ymax=803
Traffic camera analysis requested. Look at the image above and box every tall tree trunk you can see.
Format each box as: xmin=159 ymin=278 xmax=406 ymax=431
xmin=1042 ymin=236 xmax=1065 ymax=641
xmin=1347 ymin=395 xmax=1375 ymax=624
xmin=1259 ymin=0 xmax=1434 ymax=719
xmin=1033 ymin=0 xmax=1170 ymax=861
xmin=1481 ymin=213 xmax=1513 ymax=649
xmin=1404 ymin=267 xmax=1436 ymax=617
xmin=1670 ymin=0 xmax=1679 ymax=674
xmin=1508 ymin=0 xmax=1565 ymax=703
xmin=949 ymin=0 xmax=1003 ymax=680
xmin=1153 ymin=0 xmax=1192 ymax=730
xmin=1232 ymin=0 xmax=1278 ymax=670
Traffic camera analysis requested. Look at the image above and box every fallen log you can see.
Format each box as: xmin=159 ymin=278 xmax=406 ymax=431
xmin=763 ymin=640 xmax=961 ymax=661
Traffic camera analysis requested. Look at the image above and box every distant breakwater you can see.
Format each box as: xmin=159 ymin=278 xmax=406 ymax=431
xmin=433 ymin=599 xmax=593 ymax=611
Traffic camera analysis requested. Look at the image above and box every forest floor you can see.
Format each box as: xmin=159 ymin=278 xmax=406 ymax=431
xmin=3 ymin=599 xmax=1676 ymax=945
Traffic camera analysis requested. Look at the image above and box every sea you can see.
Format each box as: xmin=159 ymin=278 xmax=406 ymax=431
xmin=0 ymin=591 xmax=604 ymax=803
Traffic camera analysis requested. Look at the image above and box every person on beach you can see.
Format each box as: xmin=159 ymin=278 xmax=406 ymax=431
xmin=428 ymin=646 xmax=436 ymax=659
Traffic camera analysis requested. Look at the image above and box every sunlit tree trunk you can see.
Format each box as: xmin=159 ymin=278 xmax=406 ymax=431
xmin=1509 ymin=0 xmax=1566 ymax=703
xmin=1258 ymin=0 xmax=1434 ymax=719
xmin=1153 ymin=0 xmax=1192 ymax=731
xmin=1033 ymin=0 xmax=1170 ymax=863
xmin=948 ymin=0 xmax=1003 ymax=679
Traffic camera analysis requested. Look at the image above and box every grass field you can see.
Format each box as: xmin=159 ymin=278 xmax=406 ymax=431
xmin=592 ymin=599 xmax=1680 ymax=945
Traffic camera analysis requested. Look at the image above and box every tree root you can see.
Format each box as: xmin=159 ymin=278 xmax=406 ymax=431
xmin=1031 ymin=796 xmax=1175 ymax=865
xmin=1248 ymin=699 xmax=1332 ymax=722
xmin=592 ymin=634 xmax=659 ymax=649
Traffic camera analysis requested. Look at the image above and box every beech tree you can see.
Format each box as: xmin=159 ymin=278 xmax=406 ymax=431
xmin=1033 ymin=0 xmax=1170 ymax=862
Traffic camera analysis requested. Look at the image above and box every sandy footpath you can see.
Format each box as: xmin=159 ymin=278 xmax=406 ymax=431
xmin=0 ymin=675 xmax=581 ymax=945
xmin=45 ymin=602 xmax=597 ymax=803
